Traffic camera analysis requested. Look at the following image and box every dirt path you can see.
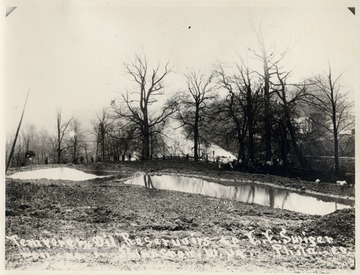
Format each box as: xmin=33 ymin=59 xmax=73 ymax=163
xmin=5 ymin=162 xmax=355 ymax=272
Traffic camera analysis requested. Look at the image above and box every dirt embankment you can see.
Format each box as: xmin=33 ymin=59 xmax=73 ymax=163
xmin=5 ymin=161 xmax=356 ymax=272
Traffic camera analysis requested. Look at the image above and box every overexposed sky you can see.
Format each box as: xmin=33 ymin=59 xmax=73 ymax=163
xmin=3 ymin=0 xmax=359 ymax=136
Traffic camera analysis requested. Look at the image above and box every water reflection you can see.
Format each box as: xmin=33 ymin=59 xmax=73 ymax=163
xmin=124 ymin=174 xmax=354 ymax=215
xmin=143 ymin=174 xmax=154 ymax=189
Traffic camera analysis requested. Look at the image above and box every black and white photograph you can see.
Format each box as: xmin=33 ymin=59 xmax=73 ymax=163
xmin=2 ymin=0 xmax=358 ymax=273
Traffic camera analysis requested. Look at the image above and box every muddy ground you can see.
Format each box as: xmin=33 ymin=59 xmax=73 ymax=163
xmin=5 ymin=161 xmax=356 ymax=272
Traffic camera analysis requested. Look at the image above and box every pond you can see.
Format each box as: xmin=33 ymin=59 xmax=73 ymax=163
xmin=123 ymin=174 xmax=354 ymax=215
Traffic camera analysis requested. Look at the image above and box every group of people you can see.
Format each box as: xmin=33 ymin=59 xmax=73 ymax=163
xmin=90 ymin=153 xmax=133 ymax=163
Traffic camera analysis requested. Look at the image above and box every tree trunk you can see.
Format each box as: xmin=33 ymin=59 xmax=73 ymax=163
xmin=85 ymin=145 xmax=88 ymax=163
xmin=194 ymin=105 xmax=200 ymax=161
xmin=264 ymin=62 xmax=272 ymax=162
xmin=257 ymin=33 xmax=272 ymax=161
xmin=247 ymin=108 xmax=255 ymax=163
xmin=333 ymin=131 xmax=340 ymax=173
xmin=279 ymin=122 xmax=288 ymax=169
xmin=95 ymin=139 xmax=99 ymax=161
xmin=73 ymin=137 xmax=77 ymax=162
xmin=332 ymin=107 xmax=340 ymax=173
xmin=248 ymin=130 xmax=254 ymax=163
xmin=102 ymin=138 xmax=105 ymax=161
xmin=57 ymin=115 xmax=61 ymax=164
xmin=150 ymin=131 xmax=153 ymax=159
xmin=143 ymin=123 xmax=151 ymax=160
xmin=286 ymin=119 xmax=307 ymax=169
xmin=194 ymin=131 xmax=199 ymax=161
xmin=57 ymin=141 xmax=61 ymax=164
xmin=145 ymin=134 xmax=150 ymax=159
xmin=237 ymin=135 xmax=245 ymax=162
xmin=144 ymin=133 xmax=150 ymax=159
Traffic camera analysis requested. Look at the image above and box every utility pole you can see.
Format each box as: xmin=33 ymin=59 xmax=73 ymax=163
xmin=6 ymin=89 xmax=30 ymax=172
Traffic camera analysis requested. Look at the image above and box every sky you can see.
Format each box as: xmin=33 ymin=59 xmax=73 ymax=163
xmin=2 ymin=0 xmax=359 ymax=138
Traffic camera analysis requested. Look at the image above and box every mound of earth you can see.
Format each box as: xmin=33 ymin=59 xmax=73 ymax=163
xmin=297 ymin=208 xmax=355 ymax=245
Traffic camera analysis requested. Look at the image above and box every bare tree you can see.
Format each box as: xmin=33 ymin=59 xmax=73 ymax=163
xmin=250 ymin=29 xmax=285 ymax=162
xmin=114 ymin=55 xmax=178 ymax=160
xmin=56 ymin=109 xmax=73 ymax=164
xmin=310 ymin=66 xmax=354 ymax=174
xmin=216 ymin=63 xmax=261 ymax=163
xmin=177 ymin=70 xmax=214 ymax=161
xmin=271 ymin=64 xmax=309 ymax=169
xmin=90 ymin=107 xmax=115 ymax=161
xmin=67 ymin=119 xmax=86 ymax=163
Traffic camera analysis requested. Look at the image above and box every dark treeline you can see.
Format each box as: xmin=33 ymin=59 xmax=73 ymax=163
xmin=6 ymin=40 xmax=354 ymax=181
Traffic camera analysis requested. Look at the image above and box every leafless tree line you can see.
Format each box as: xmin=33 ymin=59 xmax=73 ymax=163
xmin=6 ymin=37 xmax=354 ymax=175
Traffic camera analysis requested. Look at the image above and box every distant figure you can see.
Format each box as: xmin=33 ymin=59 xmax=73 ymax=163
xmin=45 ymin=157 xmax=49 ymax=165
xmin=128 ymin=154 xmax=132 ymax=161
xmin=186 ymin=154 xmax=189 ymax=161
xmin=122 ymin=154 xmax=125 ymax=161
xmin=91 ymin=156 xmax=94 ymax=163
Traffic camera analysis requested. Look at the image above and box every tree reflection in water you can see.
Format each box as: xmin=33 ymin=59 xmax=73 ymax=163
xmin=143 ymin=174 xmax=154 ymax=189
xmin=269 ymin=188 xmax=275 ymax=208
xmin=246 ymin=186 xmax=255 ymax=204
xmin=124 ymin=174 xmax=353 ymax=215
xmin=281 ymin=192 xmax=290 ymax=209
